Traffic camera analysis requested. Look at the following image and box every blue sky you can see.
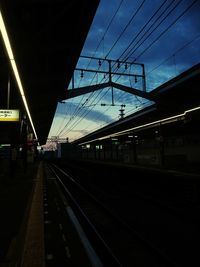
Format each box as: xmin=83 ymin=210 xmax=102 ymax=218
xmin=47 ymin=0 xmax=200 ymax=145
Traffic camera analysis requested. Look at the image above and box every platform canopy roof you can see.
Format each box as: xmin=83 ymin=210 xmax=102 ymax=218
xmin=0 ymin=0 xmax=100 ymax=145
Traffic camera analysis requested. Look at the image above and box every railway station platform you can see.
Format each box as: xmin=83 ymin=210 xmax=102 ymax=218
xmin=0 ymin=159 xmax=99 ymax=267
xmin=0 ymin=160 xmax=44 ymax=267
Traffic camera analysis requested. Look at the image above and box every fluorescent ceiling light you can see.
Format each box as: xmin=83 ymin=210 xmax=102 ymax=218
xmin=0 ymin=10 xmax=38 ymax=141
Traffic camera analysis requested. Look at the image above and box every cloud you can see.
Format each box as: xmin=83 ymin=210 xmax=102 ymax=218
xmin=56 ymin=101 xmax=113 ymax=123
xmin=51 ymin=0 xmax=200 ymax=141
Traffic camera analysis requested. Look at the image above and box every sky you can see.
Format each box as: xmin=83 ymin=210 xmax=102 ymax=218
xmin=46 ymin=0 xmax=200 ymax=147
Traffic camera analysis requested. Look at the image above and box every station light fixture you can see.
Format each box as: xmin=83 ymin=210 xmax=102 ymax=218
xmin=0 ymin=10 xmax=38 ymax=141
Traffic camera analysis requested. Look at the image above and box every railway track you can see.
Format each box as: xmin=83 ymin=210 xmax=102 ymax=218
xmin=45 ymin=163 xmax=179 ymax=266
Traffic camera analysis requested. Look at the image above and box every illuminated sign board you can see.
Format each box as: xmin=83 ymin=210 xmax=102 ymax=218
xmin=0 ymin=109 xmax=20 ymax=121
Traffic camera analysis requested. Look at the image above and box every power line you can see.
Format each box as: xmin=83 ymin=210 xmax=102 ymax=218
xmin=105 ymin=0 xmax=146 ymax=58
xmin=118 ymin=0 xmax=174 ymax=61
xmin=53 ymin=0 xmax=200 ymax=141
xmin=146 ymin=33 xmax=200 ymax=76
xmin=67 ymin=0 xmax=147 ymax=133
xmin=133 ymin=0 xmax=199 ymax=62
xmin=56 ymin=1 xmax=125 ymax=137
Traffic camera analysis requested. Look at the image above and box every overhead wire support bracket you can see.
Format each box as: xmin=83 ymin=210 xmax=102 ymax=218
xmin=65 ymin=81 xmax=153 ymax=101
xmin=65 ymin=55 xmax=150 ymax=101
xmin=74 ymin=67 xmax=145 ymax=79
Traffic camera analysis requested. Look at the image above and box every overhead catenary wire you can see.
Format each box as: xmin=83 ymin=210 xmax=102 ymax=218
xmin=56 ymin=1 xmax=125 ymax=137
xmin=105 ymin=0 xmax=146 ymax=59
xmin=58 ymin=0 xmax=179 ymax=138
xmin=56 ymin=0 xmax=147 ymax=138
xmin=131 ymin=0 xmax=199 ymax=62
xmin=101 ymin=0 xmax=176 ymax=100
xmin=52 ymin=0 xmax=200 ymax=142
xmin=118 ymin=0 xmax=176 ymax=62
xmin=110 ymin=0 xmax=200 ymax=94
xmin=56 ymin=0 xmax=151 ymax=138
xmin=146 ymin=33 xmax=200 ymax=77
